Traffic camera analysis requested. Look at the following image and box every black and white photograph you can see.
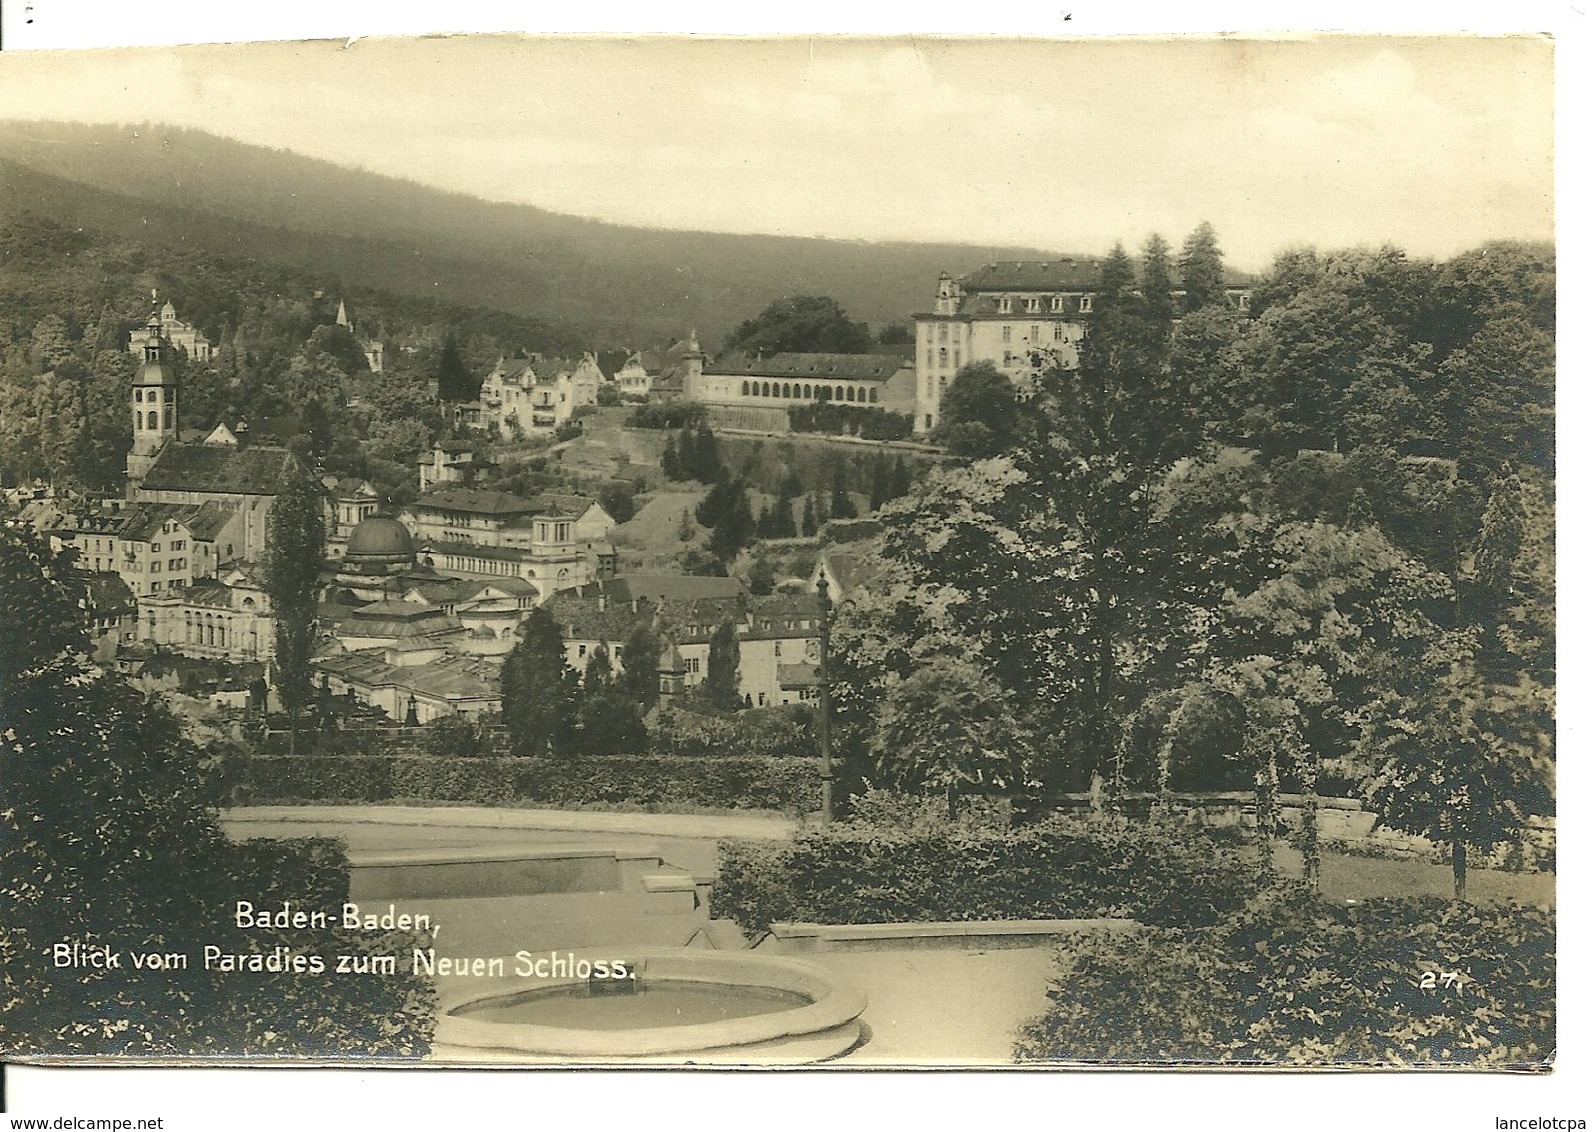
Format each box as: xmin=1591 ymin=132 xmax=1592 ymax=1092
xmin=0 ymin=3 xmax=1577 ymax=1125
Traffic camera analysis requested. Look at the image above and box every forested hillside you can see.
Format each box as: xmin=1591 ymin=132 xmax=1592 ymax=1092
xmin=0 ymin=209 xmax=566 ymax=499
xmin=0 ymin=121 xmax=1058 ymax=347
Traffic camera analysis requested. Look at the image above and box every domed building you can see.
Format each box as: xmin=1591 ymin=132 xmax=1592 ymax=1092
xmin=332 ymin=515 xmax=442 ymax=604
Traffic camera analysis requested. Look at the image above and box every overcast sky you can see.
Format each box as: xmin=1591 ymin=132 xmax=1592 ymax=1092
xmin=0 ymin=24 xmax=1558 ymax=270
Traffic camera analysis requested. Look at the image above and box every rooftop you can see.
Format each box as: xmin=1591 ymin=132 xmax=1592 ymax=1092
xmin=706 ymin=352 xmax=913 ymax=382
xmin=140 ymin=443 xmax=304 ymax=497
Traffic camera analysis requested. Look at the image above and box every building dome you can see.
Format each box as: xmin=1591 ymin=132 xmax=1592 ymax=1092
xmin=344 ymin=516 xmax=415 ymax=567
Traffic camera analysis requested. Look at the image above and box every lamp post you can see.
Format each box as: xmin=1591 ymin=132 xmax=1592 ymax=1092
xmin=816 ymin=573 xmax=834 ymax=825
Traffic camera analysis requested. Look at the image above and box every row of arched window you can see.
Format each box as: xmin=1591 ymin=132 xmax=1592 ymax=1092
xmin=134 ymin=387 xmax=172 ymax=403
xmin=739 ymin=380 xmax=879 ymax=404
xmin=135 ymin=409 xmax=174 ymax=431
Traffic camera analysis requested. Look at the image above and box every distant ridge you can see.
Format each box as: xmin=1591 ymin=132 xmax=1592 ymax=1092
xmin=0 ymin=120 xmax=1067 ymax=347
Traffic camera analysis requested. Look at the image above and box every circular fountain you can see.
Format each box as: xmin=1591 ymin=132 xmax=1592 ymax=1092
xmin=433 ymin=949 xmax=867 ymax=1065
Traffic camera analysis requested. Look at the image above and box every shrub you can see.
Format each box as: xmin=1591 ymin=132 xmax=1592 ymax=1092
xmin=648 ymin=705 xmax=816 ymax=759
xmin=234 ymin=753 xmax=822 ymax=813
xmin=789 ymin=404 xmax=914 ymax=440
xmin=712 ymin=814 xmax=1262 ymax=935
xmin=420 ymin=714 xmax=485 ymax=759
xmin=627 ymin=402 xmax=707 ymax=430
xmin=1014 ymin=890 xmax=1555 ymax=1068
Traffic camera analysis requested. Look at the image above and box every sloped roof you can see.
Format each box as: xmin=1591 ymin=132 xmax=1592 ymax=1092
xmin=186 ymin=502 xmax=235 ymax=541
xmin=315 ymin=650 xmax=499 ymax=702
xmin=605 ymin=574 xmax=745 ymax=604
xmin=959 ymin=258 xmax=1254 ymax=292
xmin=544 ymin=592 xmax=656 ymax=642
xmin=820 ymin=548 xmax=885 ymax=595
xmin=707 ymin=352 xmax=911 ymax=382
xmin=411 ymin=488 xmax=541 ymax=517
xmin=141 ymin=444 xmax=302 ymax=496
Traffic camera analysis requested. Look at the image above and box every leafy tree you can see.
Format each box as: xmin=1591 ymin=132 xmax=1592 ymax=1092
xmin=706 ymin=482 xmax=756 ymax=561
xmin=871 ymin=656 xmax=1034 ymax=818
xmin=930 ymin=361 xmax=1022 ymax=457
xmin=1 ymin=525 xmax=435 ymax=1057
xmin=263 ymin=461 xmax=326 ymax=754
xmin=1362 ymin=638 xmax=1548 ymax=899
xmin=1179 ymin=221 xmax=1227 ymax=311
xmin=500 ymin=606 xmax=579 ymax=756
xmin=619 ymin=621 xmax=662 ymax=711
xmin=598 ymin=481 xmax=637 ymax=524
xmin=748 ymin=558 xmax=776 ymax=596
xmin=722 ymin=295 xmax=872 ymax=356
xmin=705 ymin=619 xmax=742 ymax=712
xmin=875 ymin=322 xmax=913 ymax=345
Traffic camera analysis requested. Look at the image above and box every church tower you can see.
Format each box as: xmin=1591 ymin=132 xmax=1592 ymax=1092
xmin=126 ymin=310 xmax=179 ymax=496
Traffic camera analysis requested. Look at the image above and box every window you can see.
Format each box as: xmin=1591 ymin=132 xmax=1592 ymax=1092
xmin=741 ymin=381 xmax=750 ymax=395
xmin=1001 ymin=325 xmax=1012 ymax=343
xmin=1025 ymin=297 xmax=1040 ymax=313
xmin=147 ymin=411 xmax=158 ymax=430
xmin=998 ymin=297 xmax=1012 ymax=313
xmin=937 ymin=324 xmax=948 ymax=342
xmin=757 ymin=693 xmax=767 ymax=707
xmin=774 ymin=642 xmax=782 ymax=657
xmin=1051 ymin=296 xmax=1064 ymax=312
xmin=925 ymin=414 xmax=934 ymax=428
xmin=846 ymin=386 xmax=856 ymax=402
xmin=1003 ymin=351 xmax=1013 ymax=365
xmin=172 ymin=540 xmax=184 ymax=551
xmin=1238 ymin=294 xmax=1251 ymax=311
xmin=1079 ymin=296 xmax=1093 ymax=313
xmin=579 ymin=643 xmax=587 ymax=657
xmin=687 ymin=658 xmax=701 ymax=674
xmin=1031 ymin=325 xmax=1040 ymax=342
xmin=152 ymin=542 xmax=162 ymax=552
xmin=938 ymin=347 xmax=948 ymax=366
xmin=868 ymin=387 xmax=878 ymax=404
xmin=1054 ymin=324 xmax=1065 ymax=341
xmin=926 ymin=348 xmax=935 ymax=368
xmin=952 ymin=350 xmax=961 ymax=369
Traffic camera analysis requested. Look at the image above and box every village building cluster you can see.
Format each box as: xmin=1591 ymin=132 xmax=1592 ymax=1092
xmin=12 ymin=258 xmax=1250 ymax=724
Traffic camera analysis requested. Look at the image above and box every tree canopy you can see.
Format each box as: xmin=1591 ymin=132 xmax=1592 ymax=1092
xmin=720 ymin=296 xmax=872 ymax=356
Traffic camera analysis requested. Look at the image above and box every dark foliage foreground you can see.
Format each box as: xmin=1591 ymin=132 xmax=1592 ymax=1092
xmin=1013 ymin=888 xmax=1553 ymax=1069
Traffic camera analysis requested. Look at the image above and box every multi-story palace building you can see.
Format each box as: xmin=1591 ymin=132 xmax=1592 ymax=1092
xmin=912 ymin=260 xmax=1253 ymax=434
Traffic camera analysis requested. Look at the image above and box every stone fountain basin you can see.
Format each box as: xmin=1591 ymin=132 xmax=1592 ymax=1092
xmin=433 ymin=948 xmax=867 ymax=1065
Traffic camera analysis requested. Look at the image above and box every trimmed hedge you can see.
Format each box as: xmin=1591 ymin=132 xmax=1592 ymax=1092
xmin=712 ymin=815 xmax=1262 ymax=933
xmin=236 ymin=753 xmax=823 ymax=813
xmin=649 ymin=705 xmax=815 ymax=759
xmin=1014 ymin=890 xmax=1555 ymax=1068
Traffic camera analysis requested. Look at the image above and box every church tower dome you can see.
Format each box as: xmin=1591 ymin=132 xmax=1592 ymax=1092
xmin=127 ymin=303 xmax=180 ymax=494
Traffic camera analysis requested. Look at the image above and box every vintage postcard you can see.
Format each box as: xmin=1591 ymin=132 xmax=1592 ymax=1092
xmin=0 ymin=10 xmax=1568 ymax=1126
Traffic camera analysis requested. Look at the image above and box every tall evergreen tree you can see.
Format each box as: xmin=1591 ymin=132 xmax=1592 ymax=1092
xmin=435 ymin=333 xmax=473 ymax=402
xmin=830 ymin=464 xmax=858 ymax=520
xmin=501 ymin=606 xmax=579 ymax=757
xmin=1140 ymin=233 xmax=1177 ymax=323
xmin=1179 ymin=222 xmax=1227 ymax=311
xmin=869 ymin=455 xmax=891 ymax=511
xmin=1097 ymin=242 xmax=1137 ymax=308
xmin=801 ymin=494 xmax=819 ymax=537
xmin=263 ymin=462 xmax=326 ymax=754
xmin=892 ymin=455 xmax=912 ymax=500
xmin=705 ymin=619 xmax=742 ymax=712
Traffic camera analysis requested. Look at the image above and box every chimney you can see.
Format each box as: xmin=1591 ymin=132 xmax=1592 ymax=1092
xmin=598 ymin=590 xmax=608 ymax=612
